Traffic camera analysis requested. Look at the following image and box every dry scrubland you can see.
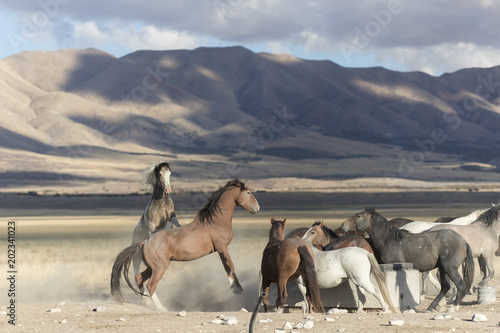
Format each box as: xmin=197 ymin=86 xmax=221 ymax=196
xmin=2 ymin=192 xmax=500 ymax=332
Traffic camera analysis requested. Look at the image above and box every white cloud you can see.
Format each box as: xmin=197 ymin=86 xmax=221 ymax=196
xmin=379 ymin=43 xmax=500 ymax=75
xmin=1 ymin=0 xmax=500 ymax=74
xmin=264 ymin=41 xmax=289 ymax=55
xmin=71 ymin=21 xmax=200 ymax=52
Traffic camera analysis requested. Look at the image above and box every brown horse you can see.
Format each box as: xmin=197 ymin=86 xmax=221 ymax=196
xmin=324 ymin=235 xmax=375 ymax=255
xmin=110 ymin=179 xmax=260 ymax=311
xmin=260 ymin=218 xmax=324 ymax=314
xmin=285 ymin=221 xmax=337 ymax=249
xmin=289 ymin=222 xmax=375 ymax=256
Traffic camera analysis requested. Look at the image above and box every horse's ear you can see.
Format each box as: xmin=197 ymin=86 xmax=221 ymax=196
xmin=366 ymin=207 xmax=376 ymax=214
xmin=320 ymin=220 xmax=324 ymax=228
xmin=283 ymin=218 xmax=287 ymax=224
xmin=270 ymin=217 xmax=275 ymax=223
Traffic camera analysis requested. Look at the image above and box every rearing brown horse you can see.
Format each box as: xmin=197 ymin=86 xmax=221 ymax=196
xmin=260 ymin=218 xmax=324 ymax=314
xmin=110 ymin=179 xmax=260 ymax=311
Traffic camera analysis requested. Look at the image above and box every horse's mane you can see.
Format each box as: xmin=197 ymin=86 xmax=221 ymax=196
xmin=143 ymin=161 xmax=171 ymax=189
xmin=370 ymin=208 xmax=411 ymax=239
xmin=197 ymin=179 xmax=248 ymax=225
xmin=477 ymin=205 xmax=500 ymax=227
xmin=268 ymin=220 xmax=285 ymax=245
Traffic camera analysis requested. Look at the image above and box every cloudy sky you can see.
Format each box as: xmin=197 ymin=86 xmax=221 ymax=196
xmin=1 ymin=0 xmax=499 ymax=76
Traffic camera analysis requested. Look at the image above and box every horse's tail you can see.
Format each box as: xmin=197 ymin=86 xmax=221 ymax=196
xmin=461 ymin=243 xmax=475 ymax=301
xmin=297 ymin=245 xmax=324 ymax=313
xmin=367 ymin=253 xmax=397 ymax=313
xmin=110 ymin=241 xmax=146 ymax=303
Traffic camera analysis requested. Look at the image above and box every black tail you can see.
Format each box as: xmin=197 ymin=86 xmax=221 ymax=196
xmin=297 ymin=245 xmax=324 ymax=313
xmin=460 ymin=243 xmax=475 ymax=302
xmin=110 ymin=242 xmax=145 ymax=303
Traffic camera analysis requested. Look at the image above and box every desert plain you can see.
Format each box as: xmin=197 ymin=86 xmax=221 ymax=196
xmin=2 ymin=188 xmax=500 ymax=332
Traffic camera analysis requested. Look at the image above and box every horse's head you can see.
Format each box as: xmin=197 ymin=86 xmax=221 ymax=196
xmin=155 ymin=162 xmax=172 ymax=194
xmin=235 ymin=183 xmax=260 ymax=214
xmin=341 ymin=207 xmax=375 ymax=233
xmin=302 ymin=221 xmax=330 ymax=247
xmin=269 ymin=217 xmax=286 ymax=243
xmin=144 ymin=161 xmax=172 ymax=194
xmin=333 ymin=225 xmax=367 ymax=237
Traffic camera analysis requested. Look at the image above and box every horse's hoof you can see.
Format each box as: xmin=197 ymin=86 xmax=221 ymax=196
xmin=142 ymin=298 xmax=153 ymax=307
xmin=231 ymin=286 xmax=244 ymax=294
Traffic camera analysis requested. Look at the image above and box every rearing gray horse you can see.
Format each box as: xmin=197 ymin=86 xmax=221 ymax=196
xmin=132 ymin=161 xmax=181 ymax=303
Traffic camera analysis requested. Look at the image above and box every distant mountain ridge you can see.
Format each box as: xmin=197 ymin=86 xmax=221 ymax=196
xmin=1 ymin=46 xmax=499 ymax=192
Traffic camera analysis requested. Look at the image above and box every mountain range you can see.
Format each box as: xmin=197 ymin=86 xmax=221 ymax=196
xmin=1 ymin=46 xmax=499 ymax=193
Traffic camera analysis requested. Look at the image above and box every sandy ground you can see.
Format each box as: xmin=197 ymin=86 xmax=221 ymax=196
xmin=2 ymin=193 xmax=500 ymax=332
xmin=2 ymin=292 xmax=500 ymax=332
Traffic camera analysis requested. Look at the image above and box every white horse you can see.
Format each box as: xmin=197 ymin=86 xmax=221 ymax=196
xmin=400 ymin=209 xmax=486 ymax=233
xmin=298 ymin=222 xmax=396 ymax=313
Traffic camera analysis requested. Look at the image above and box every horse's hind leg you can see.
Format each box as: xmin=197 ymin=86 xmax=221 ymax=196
xmin=146 ymin=261 xmax=170 ymax=312
xmin=353 ymin=285 xmax=366 ymax=313
xmin=134 ymin=259 xmax=152 ymax=305
xmin=426 ymin=266 xmax=452 ymax=312
xmin=261 ymin=276 xmax=271 ymax=313
xmin=275 ymin=278 xmax=288 ymax=313
xmin=355 ymin=279 xmax=388 ymax=313
xmin=136 ymin=266 xmax=152 ymax=290
xmin=447 ymin=268 xmax=466 ymax=312
xmin=296 ymin=276 xmax=309 ymax=314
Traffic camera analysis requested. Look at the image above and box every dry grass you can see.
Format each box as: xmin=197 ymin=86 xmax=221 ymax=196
xmin=2 ymin=203 xmax=500 ymax=311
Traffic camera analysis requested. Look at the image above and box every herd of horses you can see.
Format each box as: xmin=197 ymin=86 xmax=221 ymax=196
xmin=110 ymin=162 xmax=500 ymax=314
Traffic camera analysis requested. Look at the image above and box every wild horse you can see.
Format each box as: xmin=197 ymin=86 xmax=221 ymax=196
xmin=111 ymin=179 xmax=260 ymax=311
xmin=301 ymin=222 xmax=395 ymax=313
xmin=260 ymin=218 xmax=324 ymax=314
xmin=400 ymin=208 xmax=487 ymax=233
xmin=286 ymin=221 xmax=372 ymax=252
xmin=341 ymin=208 xmax=474 ymax=312
xmin=131 ymin=162 xmax=181 ymax=302
xmin=427 ymin=204 xmax=500 ymax=287
xmin=284 ymin=221 xmax=338 ymax=249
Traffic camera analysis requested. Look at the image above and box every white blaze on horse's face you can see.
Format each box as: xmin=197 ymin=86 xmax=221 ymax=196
xmin=302 ymin=227 xmax=314 ymax=242
xmin=159 ymin=168 xmax=172 ymax=194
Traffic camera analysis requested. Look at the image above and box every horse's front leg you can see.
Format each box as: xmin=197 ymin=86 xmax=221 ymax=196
xmin=217 ymin=247 xmax=244 ymax=293
xmin=478 ymin=255 xmax=495 ymax=287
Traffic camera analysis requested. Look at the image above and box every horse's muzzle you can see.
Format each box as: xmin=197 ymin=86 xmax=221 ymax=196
xmin=250 ymin=204 xmax=260 ymax=214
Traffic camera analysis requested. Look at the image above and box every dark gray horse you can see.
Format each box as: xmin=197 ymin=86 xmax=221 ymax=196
xmin=342 ymin=208 xmax=474 ymax=313
xmin=132 ymin=162 xmax=181 ymax=303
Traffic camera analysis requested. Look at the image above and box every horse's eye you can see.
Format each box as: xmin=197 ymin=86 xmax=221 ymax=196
xmin=247 ymin=191 xmax=250 ymax=194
